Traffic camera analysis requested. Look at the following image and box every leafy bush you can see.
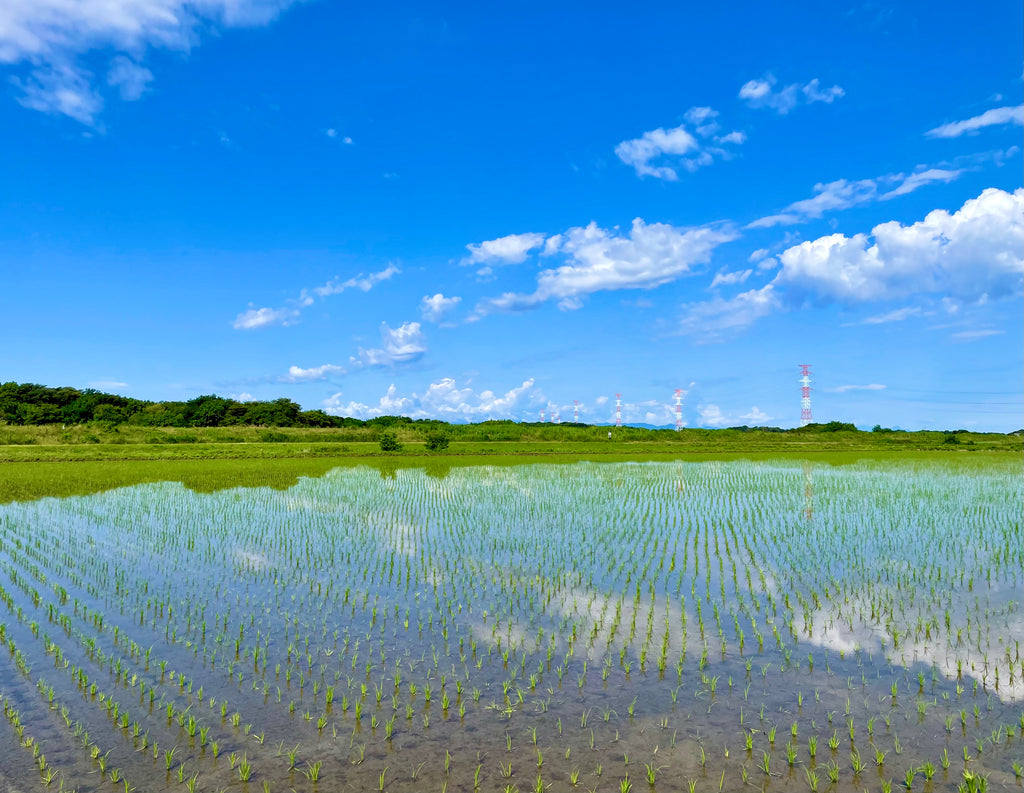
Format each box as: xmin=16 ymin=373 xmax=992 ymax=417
xmin=425 ymin=431 xmax=450 ymax=452
xmin=378 ymin=430 xmax=402 ymax=452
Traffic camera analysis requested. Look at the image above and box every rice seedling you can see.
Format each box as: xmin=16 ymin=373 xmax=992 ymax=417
xmin=0 ymin=458 xmax=1017 ymax=793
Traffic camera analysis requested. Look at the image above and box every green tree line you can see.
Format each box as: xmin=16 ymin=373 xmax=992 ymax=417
xmin=0 ymin=382 xmax=388 ymax=429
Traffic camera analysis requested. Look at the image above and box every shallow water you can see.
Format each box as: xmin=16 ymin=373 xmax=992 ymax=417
xmin=0 ymin=459 xmax=1021 ymax=792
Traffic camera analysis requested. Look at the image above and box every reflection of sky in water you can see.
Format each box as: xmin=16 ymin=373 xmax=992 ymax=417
xmin=2 ymin=458 xmax=1020 ymax=707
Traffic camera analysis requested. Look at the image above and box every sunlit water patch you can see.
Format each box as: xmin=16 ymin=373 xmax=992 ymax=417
xmin=0 ymin=459 xmax=1020 ymax=792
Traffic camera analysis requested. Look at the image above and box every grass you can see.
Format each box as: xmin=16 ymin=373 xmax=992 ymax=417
xmin=1 ymin=435 xmax=1019 ymax=504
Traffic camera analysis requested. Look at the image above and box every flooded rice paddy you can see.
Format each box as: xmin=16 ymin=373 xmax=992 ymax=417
xmin=0 ymin=459 xmax=1021 ymax=793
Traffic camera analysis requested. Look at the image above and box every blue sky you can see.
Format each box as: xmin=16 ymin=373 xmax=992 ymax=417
xmin=1 ymin=1 xmax=1022 ymax=430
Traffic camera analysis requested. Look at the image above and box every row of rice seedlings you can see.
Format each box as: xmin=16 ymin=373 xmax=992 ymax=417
xmin=0 ymin=458 xmax=1019 ymax=790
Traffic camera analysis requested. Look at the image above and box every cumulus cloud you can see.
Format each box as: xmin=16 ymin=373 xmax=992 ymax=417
xmin=472 ymin=218 xmax=736 ymax=317
xmin=681 ymin=188 xmax=1023 ymax=339
xmin=0 ymin=0 xmax=300 ymax=124
xmin=748 ymin=169 xmax=962 ymax=228
xmin=926 ymin=105 xmax=1024 ymax=138
xmin=738 ymin=74 xmax=843 ymax=114
xmin=739 ymin=406 xmax=771 ymax=423
xmin=462 ymin=232 xmax=546 ymax=276
xmin=615 ymin=107 xmax=744 ymax=180
xmin=233 ymin=264 xmax=398 ymax=330
xmin=419 ymin=293 xmax=461 ymax=323
xmin=323 ymin=377 xmax=541 ymax=421
xmin=698 ymin=404 xmax=728 ymax=427
xmin=281 ymin=364 xmax=346 ymax=382
xmin=775 ymin=187 xmax=1024 ymax=304
xmin=88 ymin=380 xmax=128 ymax=389
xmin=351 ymin=321 xmax=427 ymax=368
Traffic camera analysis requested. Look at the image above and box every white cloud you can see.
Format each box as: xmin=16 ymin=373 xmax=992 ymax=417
xmin=830 ymin=384 xmax=886 ymax=393
xmin=87 ymin=380 xmax=128 ymax=389
xmin=738 ymin=74 xmax=843 ymax=114
xmin=776 ymin=187 xmax=1024 ymax=303
xmin=472 ymin=218 xmax=736 ymax=317
xmin=749 ymin=169 xmax=964 ymax=227
xmin=951 ymin=329 xmax=1004 ymax=340
xmin=698 ymin=404 xmax=728 ymax=427
xmin=351 ymin=321 xmax=427 ymax=368
xmin=313 ymin=264 xmax=400 ymax=297
xmin=282 ymin=364 xmax=346 ymax=382
xmin=234 ymin=264 xmax=398 ymax=330
xmin=878 ymin=168 xmax=961 ymax=200
xmin=106 ymin=55 xmax=152 ymax=100
xmin=462 ymin=232 xmax=546 ymax=272
xmin=233 ymin=305 xmax=301 ymax=330
xmin=0 ymin=0 xmax=300 ymax=123
xmin=859 ymin=306 xmax=921 ymax=324
xmin=926 ymin=105 xmax=1024 ymax=138
xmin=710 ymin=269 xmax=752 ymax=288
xmin=12 ymin=63 xmax=102 ymax=124
xmin=323 ymin=384 xmax=415 ymax=419
xmin=323 ymin=377 xmax=541 ymax=422
xmin=677 ymin=284 xmax=780 ymax=341
xmin=419 ymin=293 xmax=461 ymax=323
xmin=739 ymin=406 xmax=771 ymax=424
xmin=615 ymin=107 xmax=744 ymax=180
xmin=683 ymin=189 xmax=1023 ymax=338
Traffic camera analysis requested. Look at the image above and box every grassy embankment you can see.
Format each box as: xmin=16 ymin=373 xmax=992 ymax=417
xmin=1 ymin=422 xmax=1019 ymax=503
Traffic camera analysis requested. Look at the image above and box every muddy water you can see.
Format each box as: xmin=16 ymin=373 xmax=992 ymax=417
xmin=0 ymin=459 xmax=1020 ymax=792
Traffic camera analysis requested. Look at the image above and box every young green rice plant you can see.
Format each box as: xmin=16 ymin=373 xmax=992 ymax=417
xmin=304 ymin=760 xmax=322 ymax=782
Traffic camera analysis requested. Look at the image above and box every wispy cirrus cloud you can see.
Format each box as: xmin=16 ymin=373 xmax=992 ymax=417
xmin=748 ymin=168 xmax=963 ymax=228
xmin=857 ymin=306 xmax=922 ymax=325
xmin=0 ymin=0 xmax=302 ymax=125
xmin=615 ymin=106 xmax=745 ymax=180
xmin=951 ymin=329 xmax=1005 ymax=341
xmin=828 ymin=383 xmax=886 ymax=393
xmin=313 ymin=264 xmax=399 ymax=297
xmin=926 ymin=105 xmax=1024 ymax=138
xmin=738 ymin=75 xmax=843 ymax=114
xmin=233 ymin=264 xmax=399 ymax=330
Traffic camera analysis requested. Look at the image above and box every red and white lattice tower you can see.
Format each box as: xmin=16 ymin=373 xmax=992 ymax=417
xmin=674 ymin=389 xmax=683 ymax=432
xmin=573 ymin=400 xmax=579 ymax=423
xmin=539 ymin=408 xmax=545 ymax=423
xmin=799 ymin=365 xmax=813 ymax=426
xmin=615 ymin=393 xmax=622 ymax=428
